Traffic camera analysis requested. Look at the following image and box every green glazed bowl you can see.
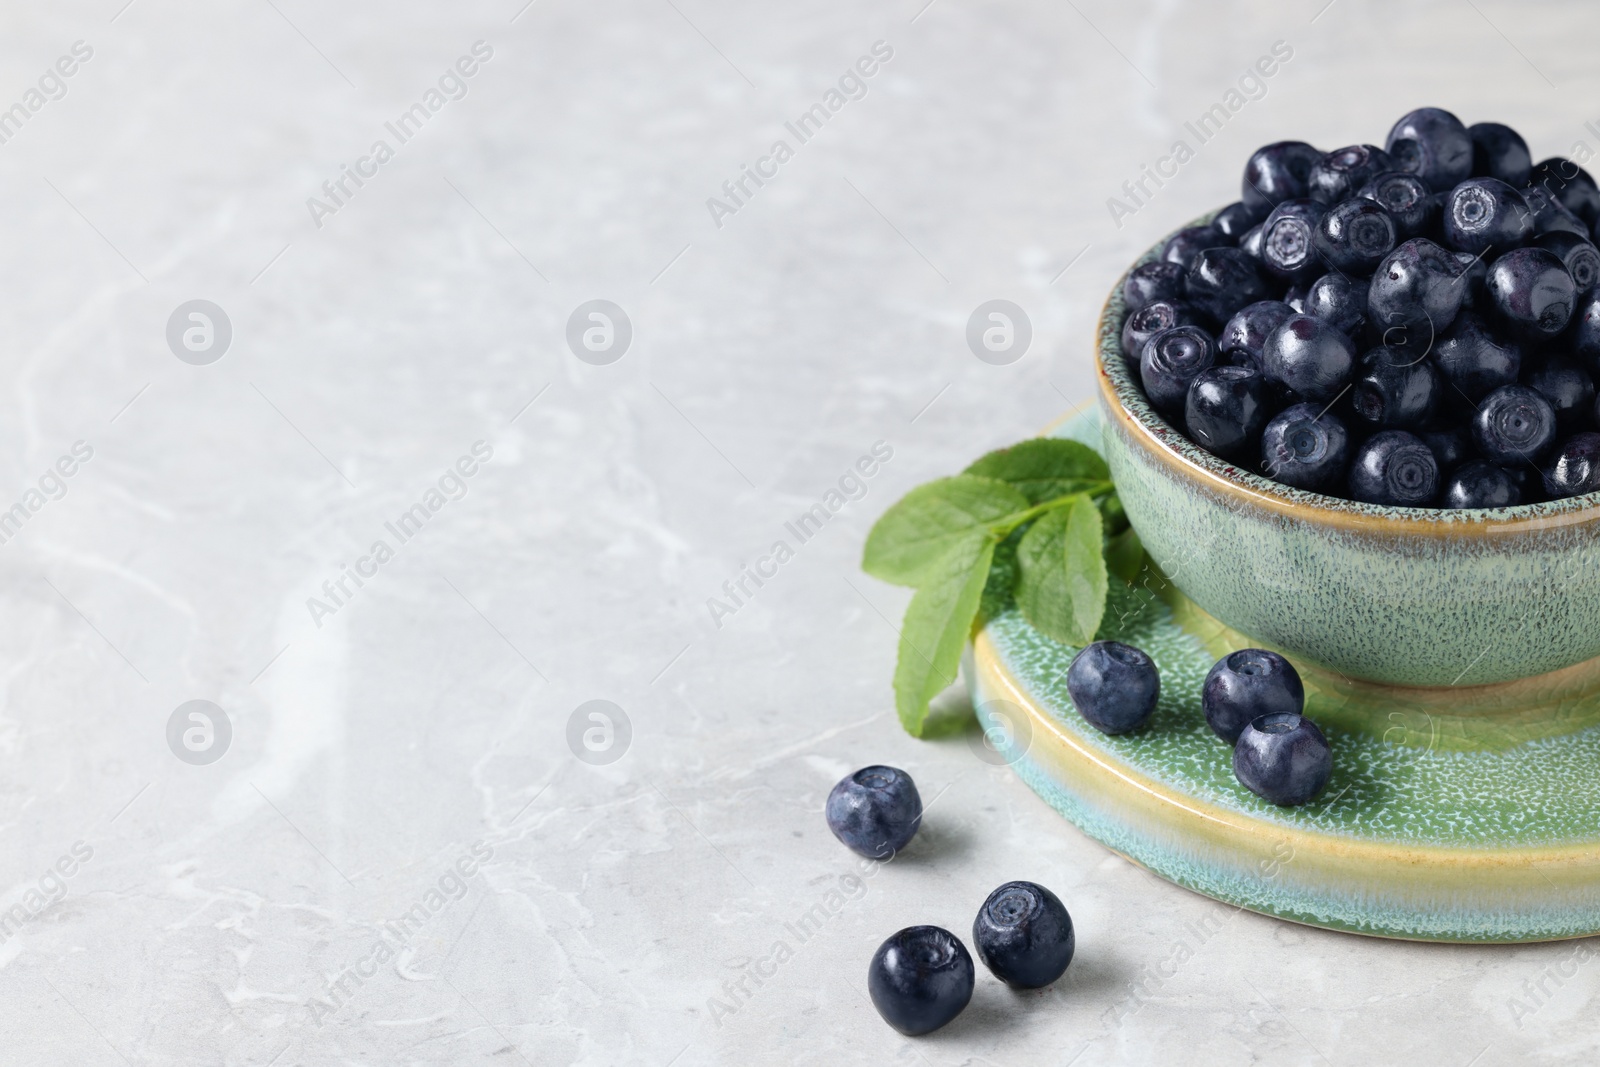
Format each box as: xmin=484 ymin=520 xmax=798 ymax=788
xmin=1099 ymin=217 xmax=1600 ymax=687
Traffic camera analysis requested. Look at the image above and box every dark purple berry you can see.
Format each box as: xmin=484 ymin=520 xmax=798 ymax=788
xmin=1367 ymin=238 xmax=1476 ymax=350
xmin=1212 ymin=200 xmax=1266 ymax=242
xmin=1472 ymin=383 xmax=1558 ymax=464
xmin=1066 ymin=641 xmax=1159 ymax=735
xmin=1219 ymin=300 xmax=1295 ymax=370
xmin=1486 ymin=247 xmax=1577 ymax=339
xmin=1261 ymin=313 xmax=1356 ymax=402
xmin=1121 ymin=299 xmax=1201 ymax=361
xmin=1348 ymin=430 xmax=1438 ymax=506
xmin=826 ymin=766 xmax=923 ymax=859
xmin=1140 ymin=325 xmax=1217 ymax=415
xmin=1534 ymin=231 xmax=1600 ymax=291
xmin=1203 ymin=648 xmax=1305 ymax=744
xmin=1259 ymin=199 xmax=1327 ymax=282
xmin=1313 ymin=197 xmax=1397 ymax=274
xmin=1186 ymin=365 xmax=1268 ymax=462
xmin=1386 ymin=107 xmax=1473 ymax=192
xmin=1352 ymin=346 xmax=1440 ymax=428
xmin=1162 ymin=225 xmax=1226 ymax=270
xmin=1238 ymin=222 xmax=1265 ymax=261
xmin=1444 ymin=460 xmax=1521 ymax=508
xmin=1305 ymin=273 xmax=1368 ymax=335
xmin=972 ymin=881 xmax=1075 ymax=990
xmin=1524 ymin=355 xmax=1596 ymax=431
xmin=1234 ymin=713 xmax=1332 ymax=806
xmin=1308 ymin=145 xmax=1394 ymax=204
xmin=1242 ymin=141 xmax=1322 ymax=214
xmin=1542 ymin=432 xmax=1600 ymax=498
xmin=1468 ymin=122 xmax=1533 ymax=187
xmin=1569 ymin=287 xmax=1600 ymax=377
xmin=1122 ymin=261 xmax=1187 ymax=313
xmin=1357 ymin=171 xmax=1437 ymax=239
xmin=1442 ymin=177 xmax=1532 ymax=256
xmin=1261 ymin=403 xmax=1350 ymax=492
xmin=1432 ymin=311 xmax=1521 ymax=403
xmin=1529 ymin=158 xmax=1600 ymax=225
xmin=868 ymin=926 xmax=974 ymax=1036
xmin=1421 ymin=427 xmax=1470 ymax=470
xmin=1184 ymin=247 xmax=1269 ymax=323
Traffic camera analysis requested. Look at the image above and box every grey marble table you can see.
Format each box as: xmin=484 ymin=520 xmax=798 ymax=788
xmin=1 ymin=0 xmax=1597 ymax=1063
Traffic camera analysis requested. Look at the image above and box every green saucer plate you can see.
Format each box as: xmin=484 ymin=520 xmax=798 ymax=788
xmin=964 ymin=408 xmax=1600 ymax=943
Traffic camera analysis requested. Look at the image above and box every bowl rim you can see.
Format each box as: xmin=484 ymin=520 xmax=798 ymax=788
xmin=1098 ymin=212 xmax=1600 ymax=536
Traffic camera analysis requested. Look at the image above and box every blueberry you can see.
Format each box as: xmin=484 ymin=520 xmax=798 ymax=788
xmin=1238 ymin=222 xmax=1266 ymax=261
xmin=971 ymin=881 xmax=1075 ymax=989
xmin=1442 ymin=177 xmax=1532 ymax=256
xmin=1184 ymin=247 xmax=1269 ymax=323
xmin=1121 ymin=299 xmax=1201 ymax=361
xmin=1524 ymin=355 xmax=1596 ymax=431
xmin=1473 ymin=383 xmax=1558 ymax=464
xmin=1162 ymin=225 xmax=1226 ymax=270
xmin=1186 ymin=365 xmax=1268 ymax=462
xmin=1486 ymin=247 xmax=1576 ymax=339
xmin=1542 ymin=432 xmax=1600 ymax=498
xmin=1202 ymin=648 xmax=1305 ymax=744
xmin=1212 ymin=200 xmax=1266 ymax=241
xmin=1570 ymin=286 xmax=1600 ymax=376
xmin=867 ymin=926 xmax=974 ymax=1036
xmin=1066 ymin=641 xmax=1159 ymax=735
xmin=1357 ymin=171 xmax=1437 ymax=239
xmin=1534 ymin=231 xmax=1600 ymax=291
xmin=1348 ymin=430 xmax=1438 ymax=506
xmin=1261 ymin=403 xmax=1351 ymax=492
xmin=1283 ymin=282 xmax=1310 ymax=314
xmin=1523 ymin=183 xmax=1590 ymax=237
xmin=1421 ymin=426 xmax=1470 ymax=470
xmin=1261 ymin=313 xmax=1356 ymax=402
xmin=1242 ymin=141 xmax=1322 ymax=214
xmin=1233 ymin=713 xmax=1333 ymax=807
xmin=1367 ymin=238 xmax=1476 ymax=350
xmin=1468 ymin=122 xmax=1533 ymax=187
xmin=1386 ymin=107 xmax=1473 ymax=192
xmin=1352 ymin=346 xmax=1440 ymax=428
xmin=1304 ymin=273 xmax=1369 ymax=335
xmin=1140 ymin=325 xmax=1217 ymax=415
xmin=1259 ymin=199 xmax=1328 ymax=282
xmin=1432 ymin=311 xmax=1522 ymax=403
xmin=1220 ymin=300 xmax=1296 ymax=369
xmin=1501 ymin=460 xmax=1544 ymax=504
xmin=1444 ymin=460 xmax=1521 ymax=508
xmin=1308 ymin=145 xmax=1395 ymax=205
xmin=1529 ymin=157 xmax=1600 ymax=225
xmin=826 ymin=765 xmax=923 ymax=859
xmin=1313 ymin=197 xmax=1397 ymax=274
xmin=1122 ymin=261 xmax=1187 ymax=313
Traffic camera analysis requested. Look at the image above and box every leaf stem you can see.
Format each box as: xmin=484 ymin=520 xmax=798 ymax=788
xmin=991 ymin=481 xmax=1114 ymax=537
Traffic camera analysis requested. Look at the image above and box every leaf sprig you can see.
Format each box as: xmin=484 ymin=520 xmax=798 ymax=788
xmin=862 ymin=438 xmax=1142 ymax=737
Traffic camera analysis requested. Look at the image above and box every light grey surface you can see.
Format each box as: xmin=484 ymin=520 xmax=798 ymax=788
xmin=2 ymin=0 xmax=1599 ymax=1063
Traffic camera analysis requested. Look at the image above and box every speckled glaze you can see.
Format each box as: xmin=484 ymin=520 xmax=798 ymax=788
xmin=1099 ymin=215 xmax=1600 ymax=686
xmin=966 ymin=410 xmax=1600 ymax=942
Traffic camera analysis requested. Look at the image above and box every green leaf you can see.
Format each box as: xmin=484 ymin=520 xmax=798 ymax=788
xmin=964 ymin=438 xmax=1110 ymax=504
xmin=893 ymin=531 xmax=996 ymax=736
xmin=863 ymin=475 xmax=1028 ymax=587
xmin=1105 ymin=525 xmax=1145 ymax=583
xmin=975 ymin=527 xmax=1022 ymax=629
xmin=1015 ymin=495 xmax=1107 ymax=646
xmin=1098 ymin=493 xmax=1129 ymax=536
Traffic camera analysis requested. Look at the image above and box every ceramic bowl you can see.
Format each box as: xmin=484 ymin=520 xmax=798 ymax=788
xmin=1097 ymin=216 xmax=1600 ymax=687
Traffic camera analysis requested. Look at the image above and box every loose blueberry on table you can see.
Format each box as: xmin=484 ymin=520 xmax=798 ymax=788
xmin=1119 ymin=106 xmax=1600 ymax=507
xmin=825 ymin=765 xmax=922 ymax=859
xmin=972 ymin=881 xmax=1075 ymax=989
xmin=867 ymin=925 xmax=975 ymax=1036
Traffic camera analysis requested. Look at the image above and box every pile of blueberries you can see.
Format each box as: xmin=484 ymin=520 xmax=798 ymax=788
xmin=1122 ymin=106 xmax=1600 ymax=507
xmin=830 ymin=642 xmax=1325 ymax=1036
